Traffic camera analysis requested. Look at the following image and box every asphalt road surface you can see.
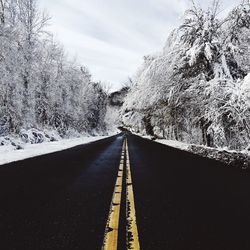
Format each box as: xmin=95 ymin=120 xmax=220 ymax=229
xmin=1 ymin=133 xmax=250 ymax=250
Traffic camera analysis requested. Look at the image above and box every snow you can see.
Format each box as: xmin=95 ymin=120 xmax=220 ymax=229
xmin=104 ymin=106 xmax=121 ymax=134
xmin=155 ymin=137 xmax=249 ymax=156
xmin=242 ymin=72 xmax=250 ymax=92
xmin=139 ymin=134 xmax=190 ymax=151
xmin=204 ymin=42 xmax=213 ymax=62
xmin=221 ymin=54 xmax=232 ymax=79
xmin=0 ymin=136 xmax=110 ymax=166
xmin=155 ymin=139 xmax=190 ymax=151
xmin=139 ymin=134 xmax=250 ymax=168
xmin=122 ymin=1 xmax=250 ymax=151
xmin=187 ymin=44 xmax=201 ymax=66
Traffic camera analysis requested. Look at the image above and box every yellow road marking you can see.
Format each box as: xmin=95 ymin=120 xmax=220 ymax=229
xmin=102 ymin=138 xmax=140 ymax=250
xmin=125 ymin=139 xmax=140 ymax=250
xmin=102 ymin=140 xmax=125 ymax=250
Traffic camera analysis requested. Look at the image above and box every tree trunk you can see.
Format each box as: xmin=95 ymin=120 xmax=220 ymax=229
xmin=0 ymin=0 xmax=5 ymax=24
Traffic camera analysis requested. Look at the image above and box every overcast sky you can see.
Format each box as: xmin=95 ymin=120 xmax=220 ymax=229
xmin=39 ymin=0 xmax=239 ymax=90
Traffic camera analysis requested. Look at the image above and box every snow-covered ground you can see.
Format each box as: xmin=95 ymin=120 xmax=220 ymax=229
xmin=0 ymin=136 xmax=109 ymax=166
xmin=154 ymin=139 xmax=190 ymax=151
xmin=156 ymin=138 xmax=249 ymax=158
xmin=135 ymin=134 xmax=190 ymax=151
xmin=139 ymin=135 xmax=250 ymax=169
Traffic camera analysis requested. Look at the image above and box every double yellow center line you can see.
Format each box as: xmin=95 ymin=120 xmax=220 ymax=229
xmin=102 ymin=138 xmax=140 ymax=250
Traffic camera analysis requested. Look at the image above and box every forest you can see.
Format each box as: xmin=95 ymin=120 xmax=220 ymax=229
xmin=0 ymin=0 xmax=107 ymax=142
xmin=122 ymin=0 xmax=250 ymax=150
xmin=1 ymin=0 xmax=250 ymax=152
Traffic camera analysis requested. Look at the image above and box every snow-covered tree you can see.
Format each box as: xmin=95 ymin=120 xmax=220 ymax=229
xmin=0 ymin=0 xmax=108 ymax=137
xmin=122 ymin=0 xmax=250 ymax=150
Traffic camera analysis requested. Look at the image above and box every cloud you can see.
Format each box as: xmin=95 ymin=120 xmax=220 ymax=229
xmin=39 ymin=0 xmax=241 ymax=90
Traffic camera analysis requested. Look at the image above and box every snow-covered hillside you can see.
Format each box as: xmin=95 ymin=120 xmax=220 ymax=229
xmin=122 ymin=1 xmax=250 ymax=151
xmin=105 ymin=87 xmax=129 ymax=133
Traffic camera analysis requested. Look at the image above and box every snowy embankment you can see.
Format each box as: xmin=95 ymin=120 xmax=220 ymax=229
xmin=187 ymin=145 xmax=250 ymax=170
xmin=158 ymin=140 xmax=250 ymax=169
xmin=154 ymin=139 xmax=190 ymax=151
xmin=141 ymin=136 xmax=250 ymax=170
xmin=0 ymin=135 xmax=109 ymax=166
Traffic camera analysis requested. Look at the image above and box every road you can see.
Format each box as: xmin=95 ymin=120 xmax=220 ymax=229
xmin=1 ymin=133 xmax=250 ymax=250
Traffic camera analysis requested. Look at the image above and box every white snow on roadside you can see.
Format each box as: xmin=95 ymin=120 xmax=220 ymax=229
xmin=139 ymin=134 xmax=250 ymax=158
xmin=0 ymin=136 xmax=110 ymax=166
xmin=138 ymin=134 xmax=190 ymax=151
xmin=154 ymin=139 xmax=190 ymax=151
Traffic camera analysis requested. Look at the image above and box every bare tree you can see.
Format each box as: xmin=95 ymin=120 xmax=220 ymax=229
xmin=0 ymin=0 xmax=5 ymax=24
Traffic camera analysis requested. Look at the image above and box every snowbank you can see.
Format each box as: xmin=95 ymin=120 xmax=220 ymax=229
xmin=0 ymin=136 xmax=109 ymax=166
xmin=140 ymin=135 xmax=250 ymax=170
xmin=155 ymin=139 xmax=190 ymax=151
xmin=188 ymin=145 xmax=250 ymax=170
